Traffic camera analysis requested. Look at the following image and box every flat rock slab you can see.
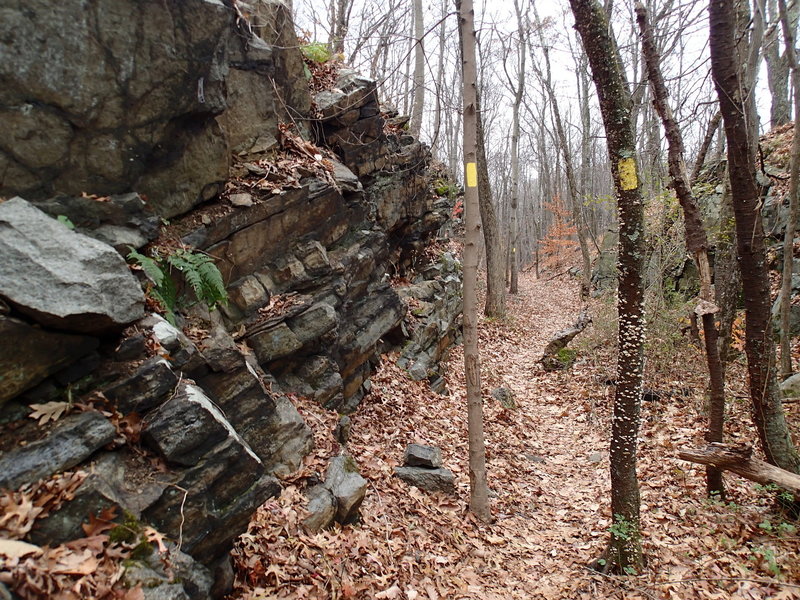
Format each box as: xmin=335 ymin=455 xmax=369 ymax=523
xmin=103 ymin=358 xmax=178 ymax=415
xmin=0 ymin=197 xmax=144 ymax=334
xmin=142 ymin=383 xmax=233 ymax=466
xmin=29 ymin=452 xmax=168 ymax=546
xmin=0 ymin=316 xmax=98 ymax=405
xmin=0 ymin=411 xmax=116 ymax=490
xmin=395 ymin=466 xmax=455 ymax=494
xmin=403 ymin=444 xmax=442 ymax=469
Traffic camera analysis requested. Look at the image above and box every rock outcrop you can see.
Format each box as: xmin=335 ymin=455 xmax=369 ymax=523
xmin=0 ymin=1 xmax=462 ymax=596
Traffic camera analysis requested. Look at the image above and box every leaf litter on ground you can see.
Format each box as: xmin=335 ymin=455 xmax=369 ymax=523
xmin=230 ymin=271 xmax=800 ymax=599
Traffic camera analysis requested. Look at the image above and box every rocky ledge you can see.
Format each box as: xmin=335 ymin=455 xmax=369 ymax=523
xmin=0 ymin=1 xmax=462 ymax=598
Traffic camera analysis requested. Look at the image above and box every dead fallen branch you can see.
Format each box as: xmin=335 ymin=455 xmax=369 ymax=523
xmin=540 ymin=308 xmax=591 ymax=371
xmin=678 ymin=443 xmax=800 ymax=496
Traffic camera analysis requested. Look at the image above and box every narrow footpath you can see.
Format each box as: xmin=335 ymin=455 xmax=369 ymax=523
xmin=231 ymin=272 xmax=800 ymax=600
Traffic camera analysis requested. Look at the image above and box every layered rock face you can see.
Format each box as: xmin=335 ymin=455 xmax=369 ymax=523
xmin=0 ymin=0 xmax=461 ymax=596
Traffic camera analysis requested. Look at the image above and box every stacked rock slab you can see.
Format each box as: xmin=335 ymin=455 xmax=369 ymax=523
xmin=395 ymin=444 xmax=456 ymax=494
xmin=0 ymin=1 xmax=462 ymax=597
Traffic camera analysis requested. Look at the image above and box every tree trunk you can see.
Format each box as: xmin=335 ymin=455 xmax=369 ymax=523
xmin=570 ymin=0 xmax=646 ymax=573
xmin=715 ymin=176 xmax=742 ymax=368
xmin=330 ymin=0 xmax=351 ymax=55
xmin=636 ymin=1 xmax=727 ymax=499
xmin=690 ymin=112 xmax=722 ymax=185
xmin=409 ymin=0 xmax=425 ymax=138
xmin=476 ymin=88 xmax=507 ymax=319
xmin=778 ymin=0 xmax=800 ymax=380
xmin=456 ymin=0 xmax=491 ymax=524
xmin=508 ymin=0 xmax=526 ymax=295
xmin=431 ymin=0 xmax=447 ymax=157
xmin=764 ymin=0 xmax=793 ymax=127
xmin=710 ymin=0 xmax=800 ymax=474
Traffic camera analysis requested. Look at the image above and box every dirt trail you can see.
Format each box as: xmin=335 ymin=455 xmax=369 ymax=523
xmin=232 ymin=272 xmax=800 ymax=600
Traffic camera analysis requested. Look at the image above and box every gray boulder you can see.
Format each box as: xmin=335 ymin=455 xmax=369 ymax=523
xmin=128 ymin=541 xmax=213 ymax=600
xmin=403 ymin=444 xmax=442 ymax=469
xmin=0 ymin=411 xmax=116 ymax=490
xmin=144 ymin=437 xmax=281 ymax=565
xmin=780 ymin=373 xmax=800 ymax=400
xmin=288 ymin=302 xmax=339 ymax=344
xmin=30 ymin=193 xmax=159 ymax=253
xmin=0 ymin=198 xmax=144 ymax=334
xmin=394 ymin=467 xmax=455 ymax=494
xmin=491 ymin=387 xmax=517 ymax=410
xmin=303 ymin=484 xmax=336 ymax=532
xmin=324 ymin=454 xmax=368 ymax=524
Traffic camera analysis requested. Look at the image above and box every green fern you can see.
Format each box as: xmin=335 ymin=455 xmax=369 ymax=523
xmin=127 ymin=247 xmax=227 ymax=325
xmin=166 ymin=250 xmax=227 ymax=310
xmin=127 ymin=248 xmax=165 ymax=288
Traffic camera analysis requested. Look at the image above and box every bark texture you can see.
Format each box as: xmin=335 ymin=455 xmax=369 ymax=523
xmin=710 ymin=0 xmax=800 ymax=474
xmin=475 ymin=88 xmax=507 ymax=319
xmin=456 ymin=0 xmax=491 ymax=523
xmin=778 ymin=0 xmax=800 ymax=380
xmin=570 ymin=0 xmax=646 ymax=573
xmin=636 ymin=2 xmax=727 ymax=499
xmin=409 ymin=0 xmax=425 ymax=137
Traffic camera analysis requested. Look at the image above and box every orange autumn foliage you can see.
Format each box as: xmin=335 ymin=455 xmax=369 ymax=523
xmin=539 ymin=194 xmax=578 ymax=270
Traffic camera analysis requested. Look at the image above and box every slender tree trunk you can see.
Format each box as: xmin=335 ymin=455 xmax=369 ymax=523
xmin=715 ymin=176 xmax=741 ymax=367
xmin=431 ymin=0 xmax=447 ymax=156
xmin=710 ymin=0 xmax=800 ymax=474
xmin=691 ymin=112 xmax=722 ymax=185
xmin=570 ymin=0 xmax=646 ymax=573
xmin=764 ymin=0 xmax=793 ymax=127
xmin=456 ymin=0 xmax=491 ymax=523
xmin=636 ymin=1 xmax=727 ymax=499
xmin=476 ymin=88 xmax=507 ymax=318
xmin=508 ymin=0 xmax=526 ymax=294
xmin=409 ymin=0 xmax=425 ymax=137
xmin=330 ymin=0 xmax=351 ymax=55
xmin=779 ymin=0 xmax=800 ymax=380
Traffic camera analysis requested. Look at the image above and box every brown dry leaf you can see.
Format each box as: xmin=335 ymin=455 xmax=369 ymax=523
xmin=0 ymin=494 xmax=43 ymax=538
xmin=375 ymin=585 xmax=403 ymax=599
xmin=143 ymin=527 xmax=168 ymax=555
xmin=0 ymin=539 xmax=42 ymax=559
xmin=28 ymin=401 xmax=71 ymax=425
xmin=82 ymin=507 xmax=118 ymax=537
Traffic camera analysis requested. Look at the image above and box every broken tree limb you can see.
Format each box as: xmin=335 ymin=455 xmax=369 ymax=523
xmin=540 ymin=308 xmax=591 ymax=371
xmin=678 ymin=443 xmax=800 ymax=496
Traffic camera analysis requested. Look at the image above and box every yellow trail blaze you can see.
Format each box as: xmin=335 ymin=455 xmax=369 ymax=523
xmin=618 ymin=157 xmax=638 ymax=191
xmin=465 ymin=162 xmax=478 ymax=188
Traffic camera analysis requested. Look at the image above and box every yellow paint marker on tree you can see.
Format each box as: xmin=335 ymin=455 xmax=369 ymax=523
xmin=618 ymin=157 xmax=638 ymax=190
xmin=465 ymin=162 xmax=478 ymax=188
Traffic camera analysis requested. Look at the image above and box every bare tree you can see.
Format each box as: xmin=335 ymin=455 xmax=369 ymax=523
xmin=570 ymin=0 xmax=647 ymax=573
xmin=457 ymin=0 xmax=491 ymax=524
xmin=505 ymin=0 xmax=527 ymax=294
xmin=409 ymin=0 xmax=425 ymax=137
xmin=764 ymin=0 xmax=800 ymax=126
xmin=636 ymin=1 xmax=727 ymax=499
xmin=778 ymin=0 xmax=800 ymax=380
xmin=710 ymin=0 xmax=800 ymax=474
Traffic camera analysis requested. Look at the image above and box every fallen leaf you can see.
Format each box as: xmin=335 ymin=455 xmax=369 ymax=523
xmin=0 ymin=538 xmax=42 ymax=559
